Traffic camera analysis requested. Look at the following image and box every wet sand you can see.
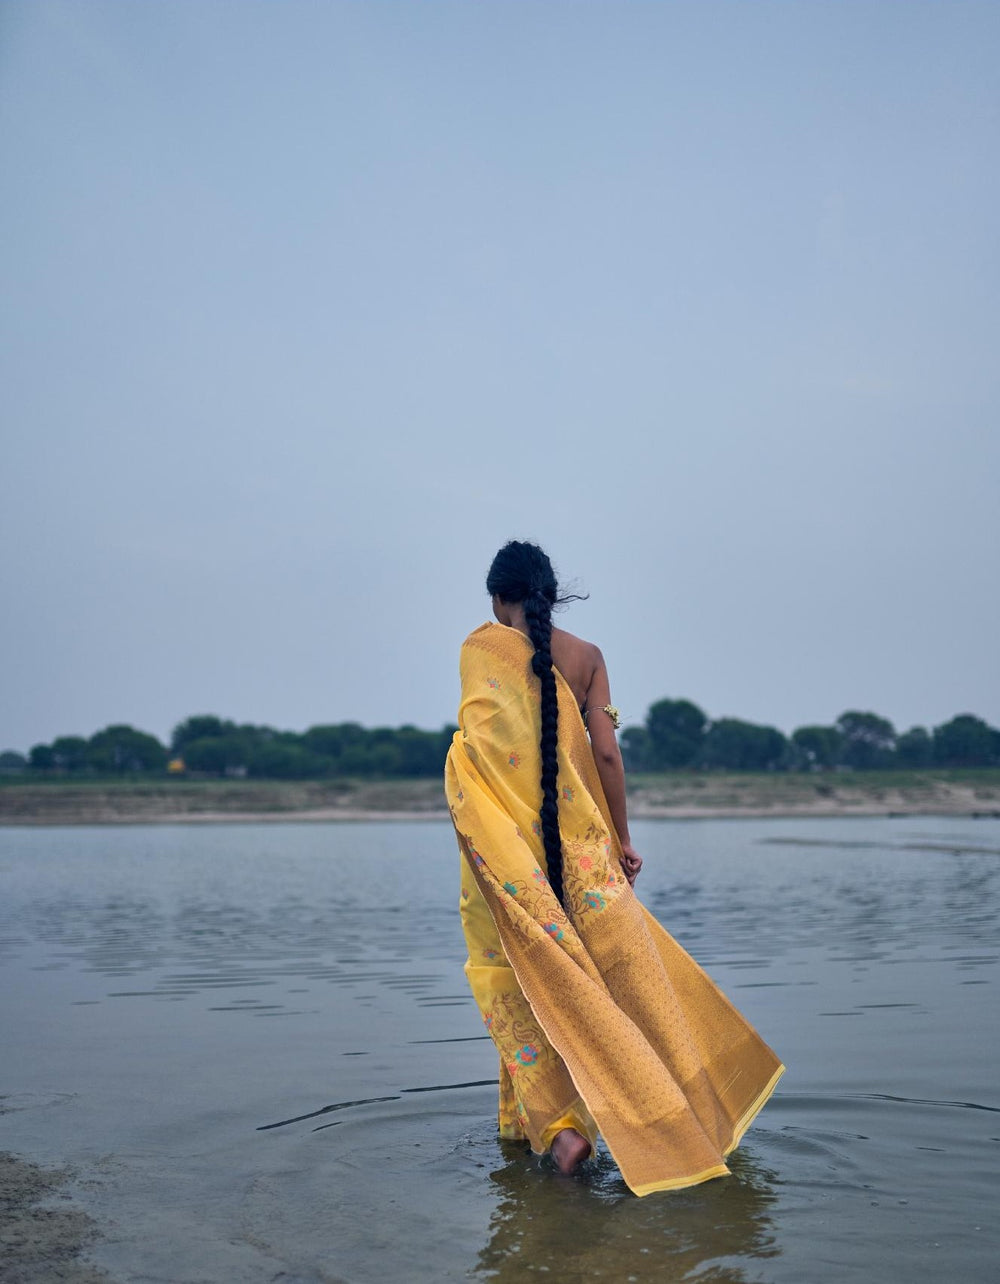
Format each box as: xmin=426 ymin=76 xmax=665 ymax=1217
xmin=2 ymin=769 xmax=999 ymax=825
xmin=0 ymin=1150 xmax=109 ymax=1283
xmin=1 ymin=817 xmax=998 ymax=1281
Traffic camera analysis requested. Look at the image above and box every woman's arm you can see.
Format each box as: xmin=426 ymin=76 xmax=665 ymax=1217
xmin=583 ymin=649 xmax=642 ymax=886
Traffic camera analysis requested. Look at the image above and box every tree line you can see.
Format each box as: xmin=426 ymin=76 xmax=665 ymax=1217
xmin=619 ymin=702 xmax=1000 ymax=772
xmin=3 ymin=703 xmax=998 ymax=781
xmin=3 ymin=716 xmax=458 ymax=780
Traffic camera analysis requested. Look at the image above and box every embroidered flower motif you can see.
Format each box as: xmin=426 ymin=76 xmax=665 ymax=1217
xmin=531 ymin=820 xmax=542 ymax=837
xmin=482 ymin=948 xmax=499 ymax=960
xmin=562 ymin=785 xmax=575 ymax=802
xmin=503 ymin=881 xmax=518 ymax=896
xmin=483 ymin=1012 xmax=494 ymax=1030
xmin=579 ymin=855 xmax=593 ymax=871
xmin=584 ymin=891 xmax=607 ymax=911
xmin=456 ymin=789 xmax=464 ymax=802
xmin=606 ymin=872 xmax=617 ymax=886
xmin=531 ymin=867 xmax=547 ymax=884
xmin=506 ymin=1061 xmax=519 ymax=1077
xmin=542 ymin=921 xmax=564 ymax=941
xmin=461 ymin=887 xmax=469 ymax=901
xmin=508 ymin=752 xmax=520 ymax=768
xmin=515 ymin=1043 xmax=540 ymax=1067
xmin=487 ymin=677 xmax=501 ymax=690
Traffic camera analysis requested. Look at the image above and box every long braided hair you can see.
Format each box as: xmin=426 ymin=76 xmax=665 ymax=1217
xmin=486 ymin=541 xmax=584 ymax=906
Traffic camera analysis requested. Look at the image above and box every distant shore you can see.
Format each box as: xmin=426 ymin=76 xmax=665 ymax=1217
xmin=2 ymin=768 xmax=999 ymax=825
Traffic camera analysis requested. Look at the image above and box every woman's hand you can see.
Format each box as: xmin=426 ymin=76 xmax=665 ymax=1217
xmin=619 ymin=842 xmax=642 ymax=887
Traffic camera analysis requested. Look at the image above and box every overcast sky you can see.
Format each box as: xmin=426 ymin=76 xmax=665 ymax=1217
xmin=2 ymin=1 xmax=997 ymax=753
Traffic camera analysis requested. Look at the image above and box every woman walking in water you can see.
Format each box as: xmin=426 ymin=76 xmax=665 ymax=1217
xmin=445 ymin=541 xmax=783 ymax=1195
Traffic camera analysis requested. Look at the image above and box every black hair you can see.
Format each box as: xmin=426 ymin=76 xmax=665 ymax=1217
xmin=486 ymin=541 xmax=585 ymax=906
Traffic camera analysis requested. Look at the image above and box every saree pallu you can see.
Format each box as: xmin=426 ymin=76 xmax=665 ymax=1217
xmin=444 ymin=622 xmax=784 ymax=1196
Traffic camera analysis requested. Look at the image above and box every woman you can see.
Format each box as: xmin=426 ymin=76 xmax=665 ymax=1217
xmin=445 ymin=541 xmax=783 ymax=1195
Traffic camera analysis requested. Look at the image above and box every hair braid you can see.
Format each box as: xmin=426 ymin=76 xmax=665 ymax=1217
xmin=523 ymin=590 xmax=564 ymax=906
xmin=486 ymin=541 xmax=587 ymax=907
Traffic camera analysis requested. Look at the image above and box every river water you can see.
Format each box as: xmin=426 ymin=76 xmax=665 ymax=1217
xmin=0 ymin=816 xmax=997 ymax=1282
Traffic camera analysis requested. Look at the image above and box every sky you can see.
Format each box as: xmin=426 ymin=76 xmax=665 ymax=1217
xmin=1 ymin=1 xmax=998 ymax=753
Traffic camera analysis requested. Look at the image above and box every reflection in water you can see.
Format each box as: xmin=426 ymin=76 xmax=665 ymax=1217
xmin=475 ymin=1141 xmax=780 ymax=1282
xmin=1 ymin=818 xmax=998 ymax=1283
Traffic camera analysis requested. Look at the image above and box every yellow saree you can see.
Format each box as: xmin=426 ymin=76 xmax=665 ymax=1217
xmin=445 ymin=622 xmax=784 ymax=1196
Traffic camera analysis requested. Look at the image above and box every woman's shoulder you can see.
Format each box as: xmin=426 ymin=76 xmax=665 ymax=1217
xmin=551 ymin=626 xmax=604 ymax=663
xmin=550 ymin=628 xmax=605 ymax=698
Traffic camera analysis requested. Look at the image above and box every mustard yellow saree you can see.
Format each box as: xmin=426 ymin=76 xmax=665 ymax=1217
xmin=445 ymin=622 xmax=784 ymax=1196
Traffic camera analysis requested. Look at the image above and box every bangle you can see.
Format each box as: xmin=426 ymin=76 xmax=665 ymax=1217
xmin=585 ymin=703 xmax=621 ymax=730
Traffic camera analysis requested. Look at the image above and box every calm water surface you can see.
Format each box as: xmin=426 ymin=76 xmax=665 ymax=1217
xmin=1 ymin=816 xmax=997 ymax=1282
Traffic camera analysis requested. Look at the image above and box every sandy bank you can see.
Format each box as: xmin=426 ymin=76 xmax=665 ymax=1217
xmin=627 ymin=770 xmax=1000 ymax=821
xmin=2 ymin=770 xmax=999 ymax=825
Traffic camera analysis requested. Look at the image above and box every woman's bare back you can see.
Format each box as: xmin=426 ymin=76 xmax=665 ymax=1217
xmin=550 ymin=627 xmax=602 ymax=713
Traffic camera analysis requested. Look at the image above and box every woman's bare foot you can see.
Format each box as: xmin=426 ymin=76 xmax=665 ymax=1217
xmin=550 ymin=1127 xmax=591 ymax=1174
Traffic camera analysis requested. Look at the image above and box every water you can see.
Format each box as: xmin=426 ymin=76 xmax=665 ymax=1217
xmin=0 ymin=816 xmax=997 ymax=1282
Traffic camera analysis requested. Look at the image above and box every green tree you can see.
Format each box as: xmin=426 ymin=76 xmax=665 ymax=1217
xmin=339 ymin=739 xmax=401 ymax=776
xmin=181 ymin=735 xmax=251 ymax=775
xmin=646 ymin=699 xmax=707 ymax=768
xmin=835 ymin=711 xmax=896 ymax=770
xmin=619 ymin=726 xmax=652 ymax=772
xmin=51 ymin=736 xmax=90 ymax=771
xmin=301 ymin=723 xmax=353 ymax=763
xmin=170 ymin=715 xmax=231 ymax=754
xmin=700 ymin=719 xmax=789 ymax=771
xmin=87 ymin=725 xmax=168 ymax=773
xmin=393 ymin=726 xmax=448 ymax=777
xmin=0 ymin=750 xmax=27 ymax=773
xmin=791 ymin=725 xmax=843 ymax=770
xmin=896 ymin=726 xmax=932 ymax=767
xmin=301 ymin=724 xmax=349 ymax=760
xmin=247 ymin=743 xmax=328 ymax=779
xmin=932 ymin=714 xmax=998 ymax=767
xmin=28 ymin=743 xmax=55 ymax=769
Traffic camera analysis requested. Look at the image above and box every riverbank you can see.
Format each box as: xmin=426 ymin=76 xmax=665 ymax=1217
xmin=1 ymin=768 xmax=998 ymax=825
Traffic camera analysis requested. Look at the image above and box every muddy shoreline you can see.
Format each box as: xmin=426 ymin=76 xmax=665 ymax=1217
xmin=0 ymin=1150 xmax=109 ymax=1283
